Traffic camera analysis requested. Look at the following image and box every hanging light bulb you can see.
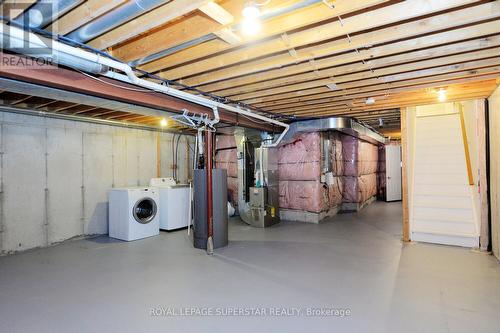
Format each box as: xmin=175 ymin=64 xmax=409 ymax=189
xmin=242 ymin=1 xmax=262 ymax=36
xmin=438 ymin=88 xmax=447 ymax=102
xmin=160 ymin=118 xmax=168 ymax=127
xmin=242 ymin=18 xmax=261 ymax=36
xmin=243 ymin=1 xmax=260 ymax=19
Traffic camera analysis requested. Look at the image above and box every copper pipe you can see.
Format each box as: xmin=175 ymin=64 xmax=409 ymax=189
xmin=206 ymin=130 xmax=214 ymax=245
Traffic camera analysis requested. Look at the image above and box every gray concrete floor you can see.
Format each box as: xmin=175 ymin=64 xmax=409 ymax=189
xmin=1 ymin=201 xmax=499 ymax=333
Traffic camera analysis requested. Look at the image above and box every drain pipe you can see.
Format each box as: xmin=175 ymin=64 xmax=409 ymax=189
xmin=206 ymin=130 xmax=214 ymax=255
xmin=0 ymin=23 xmax=289 ymax=146
xmin=0 ymin=23 xmax=138 ymax=83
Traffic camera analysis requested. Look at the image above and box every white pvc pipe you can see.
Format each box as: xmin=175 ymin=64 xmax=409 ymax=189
xmin=0 ymin=23 xmax=289 ymax=146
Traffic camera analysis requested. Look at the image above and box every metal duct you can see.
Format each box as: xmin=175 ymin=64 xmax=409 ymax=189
xmin=15 ymin=0 xmax=82 ymax=29
xmin=0 ymin=23 xmax=109 ymax=74
xmin=65 ymin=0 xmax=170 ymax=43
xmin=282 ymin=117 xmax=386 ymax=145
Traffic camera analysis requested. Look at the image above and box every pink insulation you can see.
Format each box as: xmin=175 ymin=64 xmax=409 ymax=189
xmin=342 ymin=174 xmax=377 ymax=203
xmin=278 ymin=162 xmax=321 ymax=181
xmin=279 ymin=181 xmax=330 ymax=213
xmin=330 ymin=133 xmax=344 ymax=175
xmin=216 ymin=135 xmax=238 ymax=206
xmin=215 ymin=148 xmax=238 ymax=178
xmin=216 ymin=135 xmax=236 ymax=149
xmin=278 ymin=132 xmax=321 ymax=181
xmin=328 ymin=176 xmax=343 ymax=207
xmin=227 ymin=177 xmax=238 ymax=206
xmin=341 ymin=135 xmax=378 ymax=176
xmin=377 ymin=145 xmax=387 ymax=200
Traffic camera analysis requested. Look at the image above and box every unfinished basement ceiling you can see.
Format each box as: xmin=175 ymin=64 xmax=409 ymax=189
xmin=1 ymin=0 xmax=500 ymax=134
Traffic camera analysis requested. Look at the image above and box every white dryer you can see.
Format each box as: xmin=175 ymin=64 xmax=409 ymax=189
xmin=150 ymin=178 xmax=191 ymax=231
xmin=108 ymin=187 xmax=160 ymax=241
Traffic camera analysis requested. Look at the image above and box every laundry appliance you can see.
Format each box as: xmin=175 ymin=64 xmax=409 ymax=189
xmin=149 ymin=178 xmax=191 ymax=231
xmin=108 ymin=187 xmax=160 ymax=241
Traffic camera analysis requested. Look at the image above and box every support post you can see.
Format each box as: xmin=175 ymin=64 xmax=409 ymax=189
xmin=206 ymin=130 xmax=214 ymax=254
xmin=401 ymin=108 xmax=410 ymax=242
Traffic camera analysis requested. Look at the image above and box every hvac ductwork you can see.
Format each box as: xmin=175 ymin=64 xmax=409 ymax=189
xmin=0 ymin=22 xmax=289 ymax=146
xmin=66 ymin=0 xmax=169 ymax=43
xmin=15 ymin=0 xmax=82 ymax=28
xmin=281 ymin=117 xmax=386 ymax=145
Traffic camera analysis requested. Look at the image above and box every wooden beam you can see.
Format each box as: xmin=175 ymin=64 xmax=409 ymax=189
xmin=283 ymin=79 xmax=498 ymax=117
xmin=401 ymin=107 xmax=410 ymax=242
xmin=47 ymin=0 xmax=126 ymax=35
xmin=299 ymin=87 xmax=497 ymax=117
xmin=1 ymin=0 xmax=37 ymax=19
xmin=213 ymin=28 xmax=242 ymax=45
xmin=195 ymin=21 xmax=500 ymax=91
xmin=170 ymin=3 xmax=500 ymax=86
xmin=89 ymin=0 xmax=214 ymax=50
xmin=232 ymin=46 xmax=500 ymax=101
xmin=199 ymin=1 xmax=234 ymax=25
xmin=215 ymin=36 xmax=500 ymax=97
xmin=244 ymin=57 xmax=500 ymax=105
xmin=255 ymin=67 xmax=500 ymax=109
xmin=139 ymin=0 xmax=390 ymax=73
xmin=458 ymin=104 xmax=475 ymax=185
xmin=277 ymin=72 xmax=500 ymax=114
xmin=156 ymin=0 xmax=486 ymax=80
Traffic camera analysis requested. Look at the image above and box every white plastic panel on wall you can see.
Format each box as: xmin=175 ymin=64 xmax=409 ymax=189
xmin=83 ymin=132 xmax=113 ymax=235
xmin=47 ymin=128 xmax=83 ymax=243
xmin=411 ymin=108 xmax=479 ymax=247
xmin=2 ymin=125 xmax=46 ymax=251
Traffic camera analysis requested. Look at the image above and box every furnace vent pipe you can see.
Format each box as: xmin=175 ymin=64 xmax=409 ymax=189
xmin=0 ymin=23 xmax=289 ymax=147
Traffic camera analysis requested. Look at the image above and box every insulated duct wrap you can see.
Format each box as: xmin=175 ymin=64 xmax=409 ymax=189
xmin=215 ymin=135 xmax=238 ymax=206
xmin=277 ymin=131 xmax=379 ymax=218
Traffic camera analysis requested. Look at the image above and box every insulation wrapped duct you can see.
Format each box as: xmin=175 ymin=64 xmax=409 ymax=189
xmin=278 ymin=132 xmax=322 ymax=181
xmin=215 ymin=135 xmax=238 ymax=207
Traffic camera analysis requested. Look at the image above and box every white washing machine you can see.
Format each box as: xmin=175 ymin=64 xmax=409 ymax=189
xmin=149 ymin=178 xmax=191 ymax=231
xmin=108 ymin=187 xmax=160 ymax=241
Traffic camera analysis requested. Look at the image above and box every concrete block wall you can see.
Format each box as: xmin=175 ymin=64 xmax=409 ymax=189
xmin=0 ymin=112 xmax=193 ymax=254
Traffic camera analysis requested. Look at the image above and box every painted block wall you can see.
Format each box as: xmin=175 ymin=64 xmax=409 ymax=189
xmin=0 ymin=111 xmax=193 ymax=254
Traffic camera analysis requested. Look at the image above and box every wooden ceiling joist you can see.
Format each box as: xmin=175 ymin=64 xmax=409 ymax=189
xmin=194 ymin=21 xmax=500 ymax=92
xmin=138 ymin=0 xmax=389 ymax=73
xmin=88 ymin=0 xmax=215 ymax=51
xmin=3 ymin=0 xmax=500 ymax=132
xmin=156 ymin=0 xmax=495 ymax=81
xmin=216 ymin=38 xmax=500 ymax=98
xmin=188 ymin=10 xmax=500 ymax=90
xmin=47 ymin=0 xmax=127 ymax=35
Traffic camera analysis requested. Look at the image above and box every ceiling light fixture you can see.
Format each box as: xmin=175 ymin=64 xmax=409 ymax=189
xmin=241 ymin=1 xmax=268 ymax=36
xmin=326 ymin=83 xmax=339 ymax=91
xmin=243 ymin=1 xmax=260 ymax=19
xmin=438 ymin=88 xmax=447 ymax=102
xmin=365 ymin=97 xmax=376 ymax=105
xmin=160 ymin=118 xmax=168 ymax=127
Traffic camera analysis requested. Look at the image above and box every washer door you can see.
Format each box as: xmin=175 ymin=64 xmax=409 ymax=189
xmin=132 ymin=197 xmax=157 ymax=224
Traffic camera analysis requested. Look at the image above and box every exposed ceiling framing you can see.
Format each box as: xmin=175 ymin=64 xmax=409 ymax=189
xmin=1 ymin=0 xmax=500 ymax=135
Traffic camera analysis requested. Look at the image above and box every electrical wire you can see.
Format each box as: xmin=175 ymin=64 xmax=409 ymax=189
xmin=0 ymin=16 xmax=294 ymax=122
xmin=77 ymin=70 xmax=154 ymax=93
